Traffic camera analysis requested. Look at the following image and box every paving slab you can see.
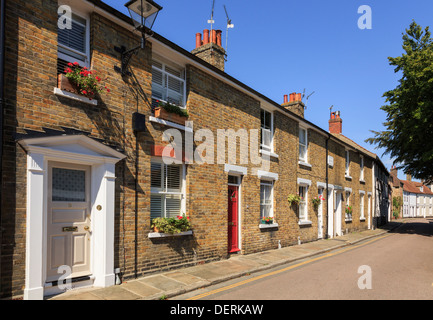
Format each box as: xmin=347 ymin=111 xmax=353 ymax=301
xmin=49 ymin=290 xmax=102 ymax=300
xmin=163 ymin=271 xmax=208 ymax=286
xmin=120 ymin=280 xmax=162 ymax=297
xmin=182 ymin=265 xmax=229 ymax=282
xmin=91 ymin=286 xmax=141 ymax=300
xmin=138 ymin=274 xmax=185 ymax=292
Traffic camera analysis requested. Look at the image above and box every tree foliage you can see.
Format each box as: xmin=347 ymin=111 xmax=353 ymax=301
xmin=366 ymin=21 xmax=433 ymax=183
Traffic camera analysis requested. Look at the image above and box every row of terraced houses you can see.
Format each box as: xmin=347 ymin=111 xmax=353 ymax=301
xmin=0 ymin=0 xmax=397 ymax=299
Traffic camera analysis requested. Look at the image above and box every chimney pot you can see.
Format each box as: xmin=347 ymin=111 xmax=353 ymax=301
xmin=216 ymin=30 xmax=222 ymax=47
xmin=195 ymin=33 xmax=202 ymax=48
xmin=284 ymin=95 xmax=288 ymax=104
xmin=211 ymin=29 xmax=217 ymax=44
xmin=203 ymin=29 xmax=210 ymax=45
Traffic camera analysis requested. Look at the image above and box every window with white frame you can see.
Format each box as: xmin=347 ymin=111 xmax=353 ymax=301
xmin=150 ymin=161 xmax=185 ymax=220
xmin=260 ymin=180 xmax=273 ymax=219
xmin=360 ymin=155 xmax=364 ymax=181
xmin=298 ymin=185 xmax=308 ymax=222
xmin=299 ymin=127 xmax=308 ymax=162
xmin=360 ymin=192 xmax=365 ymax=220
xmin=345 ymin=150 xmax=350 ymax=177
xmin=345 ymin=191 xmax=352 ymax=220
xmin=152 ymin=59 xmax=186 ymax=108
xmin=57 ymin=12 xmax=89 ymax=74
xmin=260 ymin=109 xmax=273 ymax=153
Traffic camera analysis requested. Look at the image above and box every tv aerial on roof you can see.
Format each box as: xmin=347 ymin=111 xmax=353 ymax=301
xmin=224 ymin=4 xmax=234 ymax=53
xmin=208 ymin=0 xmax=216 ymax=32
xmin=302 ymin=89 xmax=315 ymax=110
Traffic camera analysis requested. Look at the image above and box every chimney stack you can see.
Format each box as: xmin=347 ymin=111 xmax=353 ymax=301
xmin=406 ymin=174 xmax=412 ymax=182
xmin=329 ymin=111 xmax=342 ymax=134
xmin=192 ymin=29 xmax=226 ymax=72
xmin=281 ymin=92 xmax=305 ymax=118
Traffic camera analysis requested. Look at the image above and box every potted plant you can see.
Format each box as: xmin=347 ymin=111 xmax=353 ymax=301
xmin=151 ymin=215 xmax=191 ymax=234
xmin=58 ymin=62 xmax=110 ymax=99
xmin=288 ymin=193 xmax=301 ymax=206
xmin=312 ymin=195 xmax=325 ymax=211
xmin=261 ymin=216 xmax=274 ymax=225
xmin=154 ymin=100 xmax=189 ymax=125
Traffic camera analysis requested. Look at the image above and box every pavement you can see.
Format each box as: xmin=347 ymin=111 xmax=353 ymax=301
xmin=47 ymin=221 xmax=403 ymax=300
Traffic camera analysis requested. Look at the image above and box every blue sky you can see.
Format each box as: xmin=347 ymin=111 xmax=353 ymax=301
xmin=103 ymin=0 xmax=433 ymax=181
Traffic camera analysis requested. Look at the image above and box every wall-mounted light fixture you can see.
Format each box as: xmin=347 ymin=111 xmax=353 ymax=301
xmin=118 ymin=0 xmax=162 ymax=76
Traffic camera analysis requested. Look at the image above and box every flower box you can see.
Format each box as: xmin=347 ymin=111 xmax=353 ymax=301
xmin=151 ymin=216 xmax=191 ymax=235
xmin=260 ymin=217 xmax=274 ymax=225
xmin=148 ymin=230 xmax=193 ymax=238
xmin=58 ymin=74 xmax=79 ymax=95
xmin=154 ymin=107 xmax=188 ymax=126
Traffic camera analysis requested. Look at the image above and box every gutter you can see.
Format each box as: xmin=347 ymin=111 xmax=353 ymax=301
xmin=0 ymin=0 xmax=5 ymax=294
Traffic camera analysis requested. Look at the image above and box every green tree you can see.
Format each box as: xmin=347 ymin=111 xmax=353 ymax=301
xmin=366 ymin=21 xmax=433 ymax=183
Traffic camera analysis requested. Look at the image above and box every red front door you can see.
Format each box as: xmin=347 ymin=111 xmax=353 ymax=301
xmin=228 ymin=185 xmax=240 ymax=253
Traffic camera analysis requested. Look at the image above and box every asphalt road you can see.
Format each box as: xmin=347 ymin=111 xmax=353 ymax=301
xmin=179 ymin=218 xmax=433 ymax=300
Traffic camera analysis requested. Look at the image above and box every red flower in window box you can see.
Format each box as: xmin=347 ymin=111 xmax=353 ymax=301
xmin=58 ymin=62 xmax=110 ymax=99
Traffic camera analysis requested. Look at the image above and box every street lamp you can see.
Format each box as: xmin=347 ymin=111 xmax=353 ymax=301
xmin=119 ymin=0 xmax=162 ymax=76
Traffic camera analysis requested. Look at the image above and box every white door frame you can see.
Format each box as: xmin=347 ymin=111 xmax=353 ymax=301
xmin=317 ymin=183 xmax=325 ymax=239
xmin=367 ymin=192 xmax=372 ymax=229
xmin=19 ymin=135 xmax=125 ymax=300
xmin=334 ymin=189 xmax=343 ymax=237
xmin=327 ymin=184 xmax=334 ymax=238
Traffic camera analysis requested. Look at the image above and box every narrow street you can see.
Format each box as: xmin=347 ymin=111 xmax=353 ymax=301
xmin=178 ymin=218 xmax=433 ymax=300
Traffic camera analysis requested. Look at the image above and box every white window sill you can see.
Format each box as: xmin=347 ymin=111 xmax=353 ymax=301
xmin=149 ymin=116 xmax=193 ymax=133
xmin=298 ymin=161 xmax=312 ymax=168
xmin=360 ymin=218 xmax=366 ymax=221
xmin=260 ymin=149 xmax=279 ymax=159
xmin=148 ymin=230 xmax=193 ymax=238
xmin=345 ymin=219 xmax=353 ymax=222
xmin=345 ymin=175 xmax=352 ymax=180
xmin=298 ymin=220 xmax=312 ymax=226
xmin=359 ymin=179 xmax=366 ymax=183
xmin=54 ymin=88 xmax=98 ymax=106
xmin=259 ymin=223 xmax=279 ymax=229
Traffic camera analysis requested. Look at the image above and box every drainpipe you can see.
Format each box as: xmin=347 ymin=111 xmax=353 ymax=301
xmin=325 ymin=134 xmax=330 ymax=239
xmin=0 ymin=0 xmax=6 ymax=294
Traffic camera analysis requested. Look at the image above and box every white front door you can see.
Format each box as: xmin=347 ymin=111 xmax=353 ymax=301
xmin=46 ymin=162 xmax=91 ymax=282
xmin=318 ymin=188 xmax=324 ymax=239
